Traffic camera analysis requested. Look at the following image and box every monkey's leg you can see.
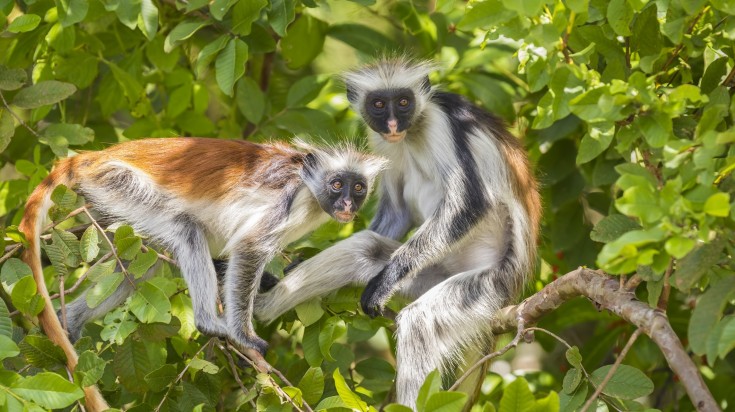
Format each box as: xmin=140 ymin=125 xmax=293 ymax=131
xmin=254 ymin=231 xmax=401 ymax=323
xmin=394 ymin=267 xmax=501 ymax=409
xmin=63 ymin=263 xmax=158 ymax=342
xmin=223 ymin=245 xmax=272 ymax=355
xmin=167 ymin=220 xmax=228 ymax=339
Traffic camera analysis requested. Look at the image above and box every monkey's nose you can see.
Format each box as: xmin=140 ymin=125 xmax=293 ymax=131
xmin=388 ymin=119 xmax=398 ymax=134
xmin=343 ymin=199 xmax=352 ymax=209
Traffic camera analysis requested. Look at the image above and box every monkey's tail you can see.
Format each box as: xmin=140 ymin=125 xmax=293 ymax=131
xmin=18 ymin=158 xmax=110 ymax=411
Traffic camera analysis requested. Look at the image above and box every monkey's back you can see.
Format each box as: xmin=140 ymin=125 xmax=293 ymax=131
xmin=70 ymin=138 xmax=305 ymax=202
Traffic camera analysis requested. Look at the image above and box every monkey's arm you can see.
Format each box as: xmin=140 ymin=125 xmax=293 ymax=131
xmin=368 ymin=183 xmax=412 ymax=241
xmin=361 ymin=180 xmax=488 ymax=316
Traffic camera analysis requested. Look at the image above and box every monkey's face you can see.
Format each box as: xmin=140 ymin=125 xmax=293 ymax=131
xmin=363 ymin=89 xmax=416 ymax=143
xmin=319 ymin=172 xmax=368 ymax=223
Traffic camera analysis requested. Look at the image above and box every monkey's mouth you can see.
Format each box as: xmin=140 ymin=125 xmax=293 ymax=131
xmin=334 ymin=211 xmax=355 ymax=223
xmin=382 ymin=131 xmax=406 ymax=143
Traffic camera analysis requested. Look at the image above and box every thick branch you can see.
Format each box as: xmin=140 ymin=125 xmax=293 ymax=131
xmin=490 ymin=268 xmax=719 ymax=412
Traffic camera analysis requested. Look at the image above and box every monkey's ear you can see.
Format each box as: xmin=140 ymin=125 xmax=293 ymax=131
xmin=346 ymin=83 xmax=358 ymax=104
xmin=362 ymin=155 xmax=389 ymax=181
xmin=421 ymin=76 xmax=431 ymax=94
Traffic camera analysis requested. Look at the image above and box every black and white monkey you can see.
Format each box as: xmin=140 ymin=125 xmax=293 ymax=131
xmin=255 ymin=59 xmax=541 ymax=408
xmin=20 ymin=137 xmax=386 ymax=410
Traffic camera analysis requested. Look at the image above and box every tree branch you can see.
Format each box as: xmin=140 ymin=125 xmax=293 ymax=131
xmin=488 ymin=268 xmax=719 ymax=412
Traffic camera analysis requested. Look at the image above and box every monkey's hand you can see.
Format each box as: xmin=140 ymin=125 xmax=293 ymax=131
xmin=360 ymin=266 xmax=395 ymax=318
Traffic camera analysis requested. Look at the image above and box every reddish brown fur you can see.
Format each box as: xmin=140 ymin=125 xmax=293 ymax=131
xmin=18 ymin=137 xmax=311 ymax=411
xmin=19 ymin=161 xmax=110 ymax=411
xmin=500 ymin=141 xmax=542 ymax=258
xmin=73 ymin=138 xmax=305 ymax=200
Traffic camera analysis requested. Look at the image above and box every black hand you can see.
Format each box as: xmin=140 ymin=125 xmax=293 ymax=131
xmin=360 ymin=267 xmax=391 ymax=318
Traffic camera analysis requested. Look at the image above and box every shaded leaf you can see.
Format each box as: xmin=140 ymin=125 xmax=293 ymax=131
xmin=12 ymin=81 xmax=77 ymax=109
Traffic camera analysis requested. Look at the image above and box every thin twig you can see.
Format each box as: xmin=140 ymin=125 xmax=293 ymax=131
xmin=722 ymin=65 xmax=735 ymax=88
xmin=81 ymin=207 xmax=135 ymax=289
xmin=657 ymin=259 xmax=674 ymax=310
xmin=49 ymin=252 xmax=114 ymax=300
xmin=227 ymin=344 xmax=314 ymax=412
xmin=580 ymin=329 xmax=643 ymax=412
xmin=449 ymin=318 xmax=526 ymax=391
xmin=0 ymin=91 xmax=44 ymax=139
xmin=154 ymin=338 xmax=216 ymax=412
xmin=140 ymin=245 xmax=178 ymax=267
xmin=216 ymin=342 xmax=257 ymax=409
xmin=0 ymin=244 xmax=22 ymax=265
xmin=625 ymin=274 xmax=642 ymax=291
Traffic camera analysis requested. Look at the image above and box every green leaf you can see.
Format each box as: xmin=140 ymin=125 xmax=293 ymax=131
xmin=294 ymin=298 xmax=324 ymax=327
xmin=636 ymin=112 xmax=672 ymax=148
xmin=12 ymin=372 xmax=84 ymax=408
xmin=138 ymin=0 xmax=159 ymax=40
xmin=302 ymin=322 xmax=323 ymax=367
xmin=57 ymin=0 xmax=88 ymax=27
xmin=674 ymin=237 xmax=725 ymax=291
xmin=0 ymin=300 xmax=11 ymax=338
xmin=231 ymin=0 xmax=267 ymax=35
xmin=86 ymin=259 xmax=117 ymax=282
xmin=114 ymin=225 xmax=142 ymax=260
xmin=236 ymin=77 xmax=266 ymax=124
xmin=164 ymin=19 xmax=211 ymax=53
xmin=589 ymin=364 xmax=653 ymax=399
xmin=499 ymin=377 xmax=535 ymax=412
xmin=576 ymin=123 xmax=614 ymax=164
xmin=530 ymin=391 xmax=559 ymax=412
xmin=417 ymin=370 xmax=442 ymax=412
xmin=1 ymin=258 xmax=32 ymax=285
xmin=281 ymin=14 xmax=328 ymax=69
xmin=75 ymin=350 xmax=106 ymax=387
xmin=327 ymin=24 xmax=395 ymax=54
xmin=196 ymin=35 xmax=229 ymax=79
xmin=144 ymin=364 xmax=178 ymax=392
xmin=19 ymin=335 xmax=66 ymax=368
xmin=565 ymin=346 xmax=582 ymax=369
xmin=703 ymin=192 xmax=730 ymax=217
xmin=664 ymin=236 xmax=695 ymax=259
xmin=318 ymin=316 xmax=346 ymax=361
xmin=7 ymin=14 xmax=41 ymax=33
xmin=80 ymin=225 xmax=100 ymax=263
xmin=457 ymin=0 xmax=514 ymax=30
xmin=11 ymin=276 xmax=44 ymax=316
xmin=424 ymin=392 xmax=467 ymax=412
xmin=215 ymin=38 xmax=248 ymax=97
xmin=129 ymin=281 xmax=172 ymax=324
xmin=717 ymin=316 xmax=735 ymax=359
xmin=188 ymin=358 xmax=219 ymax=374
xmin=590 ymin=215 xmax=641 ymax=243
xmin=355 ymin=357 xmax=395 ymax=380
xmin=562 ymin=368 xmax=582 ymax=394
xmin=86 ymin=272 xmax=124 ymax=308
xmin=128 ymin=248 xmax=158 ymax=278
xmin=287 ymin=75 xmax=327 ymax=108
xmin=0 ymin=335 xmax=19 ymax=361
xmin=268 ymin=0 xmax=296 ymax=36
xmin=298 ymin=367 xmax=324 ymax=406
xmin=0 ymin=109 xmax=13 ymax=151
xmin=114 ymin=337 xmax=166 ymax=393
xmin=688 ymin=275 xmax=735 ymax=354
xmin=52 ymin=228 xmax=82 ymax=267
xmin=606 ymin=0 xmax=633 ymax=36
xmin=12 ymin=81 xmax=77 ymax=109
xmin=333 ymin=368 xmax=368 ymax=411
xmin=0 ymin=66 xmax=27 ymax=90
xmin=559 ymin=383 xmax=587 ymax=411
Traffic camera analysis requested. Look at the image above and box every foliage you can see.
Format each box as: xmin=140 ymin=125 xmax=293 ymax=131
xmin=0 ymin=0 xmax=734 ymax=411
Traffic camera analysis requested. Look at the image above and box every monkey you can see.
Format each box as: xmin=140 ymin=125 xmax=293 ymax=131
xmin=19 ymin=137 xmax=386 ymax=411
xmin=255 ymin=58 xmax=541 ymax=409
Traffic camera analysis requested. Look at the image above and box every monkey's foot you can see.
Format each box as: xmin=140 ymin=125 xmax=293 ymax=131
xmin=230 ymin=331 xmax=269 ymax=356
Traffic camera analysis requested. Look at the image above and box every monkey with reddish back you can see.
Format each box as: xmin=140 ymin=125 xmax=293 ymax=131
xmin=19 ymin=137 xmax=386 ymax=411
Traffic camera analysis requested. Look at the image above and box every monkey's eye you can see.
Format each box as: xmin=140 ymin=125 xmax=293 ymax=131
xmin=331 ymin=180 xmax=343 ymax=191
xmin=398 ymin=98 xmax=409 ymax=107
xmin=373 ymin=100 xmax=385 ymax=109
xmin=354 ymin=183 xmax=364 ymax=192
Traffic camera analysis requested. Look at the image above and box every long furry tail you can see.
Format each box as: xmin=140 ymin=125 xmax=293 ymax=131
xmin=18 ymin=158 xmax=109 ymax=411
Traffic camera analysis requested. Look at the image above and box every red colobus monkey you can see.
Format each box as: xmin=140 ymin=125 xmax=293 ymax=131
xmin=256 ymin=59 xmax=541 ymax=408
xmin=20 ymin=138 xmax=386 ymax=411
